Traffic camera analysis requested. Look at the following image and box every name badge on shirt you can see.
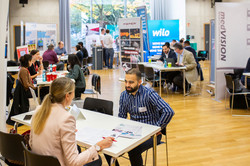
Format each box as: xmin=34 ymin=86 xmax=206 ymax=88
xmin=139 ymin=107 xmax=147 ymax=113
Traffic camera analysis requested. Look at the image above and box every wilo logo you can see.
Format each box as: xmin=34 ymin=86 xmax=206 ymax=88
xmin=152 ymin=28 xmax=170 ymax=37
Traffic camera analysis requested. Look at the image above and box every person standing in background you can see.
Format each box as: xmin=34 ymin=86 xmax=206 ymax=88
xmin=100 ymin=28 xmax=107 ymax=67
xmin=78 ymin=42 xmax=89 ymax=59
xmin=54 ymin=41 xmax=67 ymax=56
xmin=103 ymin=29 xmax=114 ymax=69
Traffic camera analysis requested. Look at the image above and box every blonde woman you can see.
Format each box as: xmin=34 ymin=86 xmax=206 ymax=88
xmin=29 ymin=77 xmax=114 ymax=166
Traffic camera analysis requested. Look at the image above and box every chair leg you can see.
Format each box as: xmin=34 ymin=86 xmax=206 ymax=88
xmin=165 ymin=131 xmax=169 ymax=166
xmin=231 ymin=94 xmax=234 ymax=114
xmin=244 ymin=94 xmax=249 ymax=108
xmin=144 ymin=150 xmax=148 ymax=166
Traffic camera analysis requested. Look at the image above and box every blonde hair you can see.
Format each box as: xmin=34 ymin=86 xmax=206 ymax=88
xmin=32 ymin=77 xmax=75 ymax=135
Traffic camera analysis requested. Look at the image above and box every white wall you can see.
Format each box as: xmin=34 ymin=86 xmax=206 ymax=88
xmin=0 ymin=0 xmax=9 ymax=132
xmin=186 ymin=0 xmax=215 ymax=51
xmin=9 ymin=0 xmax=59 ymax=60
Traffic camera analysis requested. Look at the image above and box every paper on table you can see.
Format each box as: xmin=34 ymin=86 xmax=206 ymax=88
xmin=76 ymin=127 xmax=120 ymax=145
xmin=112 ymin=124 xmax=142 ymax=139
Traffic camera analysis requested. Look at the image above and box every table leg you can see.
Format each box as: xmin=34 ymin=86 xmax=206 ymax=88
xmin=245 ymin=76 xmax=247 ymax=88
xmin=14 ymin=122 xmax=19 ymax=132
xmin=38 ymin=86 xmax=41 ymax=104
xmin=183 ymin=70 xmax=186 ymax=96
xmin=110 ymin=157 xmax=117 ymax=166
xmin=153 ymin=134 xmax=157 ymax=166
xmin=159 ymin=71 xmax=162 ymax=97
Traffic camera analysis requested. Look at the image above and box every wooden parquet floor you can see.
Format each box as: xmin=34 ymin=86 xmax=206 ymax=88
xmin=6 ymin=61 xmax=250 ymax=166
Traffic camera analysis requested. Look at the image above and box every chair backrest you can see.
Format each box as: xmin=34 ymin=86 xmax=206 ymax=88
xmin=87 ymin=57 xmax=93 ymax=64
xmin=0 ymin=131 xmax=25 ymax=163
xmin=224 ymin=73 xmax=243 ymax=93
xmin=43 ymin=61 xmax=49 ymax=70
xmin=29 ymin=87 xmax=39 ymax=107
xmin=83 ymin=58 xmax=88 ymax=66
xmin=91 ymin=74 xmax=101 ymax=94
xmin=144 ymin=67 xmax=155 ymax=81
xmin=21 ymin=142 xmax=61 ymax=166
xmin=198 ymin=50 xmax=208 ymax=58
xmin=233 ymin=68 xmax=245 ymax=79
xmin=83 ymin=97 xmax=113 ymax=115
xmin=138 ymin=64 xmax=145 ymax=74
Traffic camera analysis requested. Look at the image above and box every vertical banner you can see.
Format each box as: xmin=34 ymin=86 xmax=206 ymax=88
xmin=210 ymin=19 xmax=215 ymax=84
xmin=137 ymin=6 xmax=149 ymax=61
xmin=148 ymin=20 xmax=179 ymax=56
xmin=118 ymin=17 xmax=143 ymax=80
xmin=215 ymin=3 xmax=250 ymax=100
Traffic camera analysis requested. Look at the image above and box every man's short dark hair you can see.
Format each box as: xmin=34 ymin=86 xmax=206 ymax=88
xmin=184 ymin=40 xmax=190 ymax=46
xmin=126 ymin=68 xmax=141 ymax=80
xmin=164 ymin=42 xmax=170 ymax=48
xmin=101 ymin=28 xmax=105 ymax=32
xmin=179 ymin=39 xmax=184 ymax=43
xmin=172 ymin=39 xmax=176 ymax=42
xmin=58 ymin=41 xmax=63 ymax=45
xmin=48 ymin=44 xmax=54 ymax=50
xmin=78 ymin=42 xmax=83 ymax=47
xmin=106 ymin=29 xmax=110 ymax=34
xmin=173 ymin=43 xmax=183 ymax=50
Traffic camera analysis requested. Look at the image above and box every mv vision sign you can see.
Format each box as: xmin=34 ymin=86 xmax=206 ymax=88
xmin=215 ymin=3 xmax=250 ymax=69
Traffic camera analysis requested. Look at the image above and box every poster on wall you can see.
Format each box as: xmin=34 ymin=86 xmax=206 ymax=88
xmin=118 ymin=17 xmax=143 ymax=80
xmin=25 ymin=23 xmax=57 ymax=52
xmin=148 ymin=20 xmax=179 ymax=56
xmin=16 ymin=45 xmax=29 ymax=59
xmin=82 ymin=23 xmax=100 ymax=56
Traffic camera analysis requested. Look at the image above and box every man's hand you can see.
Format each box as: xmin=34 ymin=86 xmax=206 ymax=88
xmin=61 ymin=53 xmax=65 ymax=56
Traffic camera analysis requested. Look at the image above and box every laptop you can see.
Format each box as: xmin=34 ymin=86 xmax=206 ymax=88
xmin=165 ymin=58 xmax=176 ymax=67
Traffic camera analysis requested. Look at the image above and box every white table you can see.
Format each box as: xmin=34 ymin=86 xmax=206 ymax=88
xmin=243 ymin=73 xmax=250 ymax=88
xmin=11 ymin=109 xmax=161 ymax=166
xmin=57 ymin=55 xmax=68 ymax=61
xmin=7 ymin=66 xmax=19 ymax=72
xmin=36 ymin=71 xmax=69 ymax=103
xmin=139 ymin=62 xmax=187 ymax=96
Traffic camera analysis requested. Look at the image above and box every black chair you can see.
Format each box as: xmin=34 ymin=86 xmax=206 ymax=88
xmin=83 ymin=58 xmax=88 ymax=66
xmin=144 ymin=66 xmax=159 ymax=87
xmin=224 ymin=73 xmax=250 ymax=115
xmin=42 ymin=61 xmax=49 ymax=70
xmin=84 ymin=74 xmax=101 ymax=98
xmin=197 ymin=50 xmax=208 ymax=61
xmin=87 ymin=57 xmax=93 ymax=67
xmin=0 ymin=131 xmax=25 ymax=166
xmin=138 ymin=64 xmax=145 ymax=84
xmin=21 ymin=142 xmax=60 ymax=166
xmin=83 ymin=97 xmax=113 ymax=115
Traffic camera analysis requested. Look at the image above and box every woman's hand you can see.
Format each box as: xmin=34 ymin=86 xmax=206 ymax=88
xmin=96 ymin=137 xmax=114 ymax=151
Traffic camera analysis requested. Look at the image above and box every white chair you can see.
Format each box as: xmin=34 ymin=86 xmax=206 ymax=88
xmin=29 ymin=87 xmax=39 ymax=108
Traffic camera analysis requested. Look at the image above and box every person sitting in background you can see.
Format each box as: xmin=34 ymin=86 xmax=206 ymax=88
xmin=66 ymin=54 xmax=86 ymax=100
xmin=28 ymin=49 xmax=43 ymax=79
xmin=30 ymin=77 xmax=114 ymax=166
xmin=159 ymin=42 xmax=177 ymax=63
xmin=241 ymin=57 xmax=250 ymax=89
xmin=78 ymin=42 xmax=89 ymax=59
xmin=75 ymin=44 xmax=83 ymax=65
xmin=173 ymin=43 xmax=198 ymax=92
xmin=170 ymin=39 xmax=177 ymax=49
xmin=43 ymin=44 xmax=64 ymax=70
xmin=54 ymin=41 xmax=67 ymax=56
xmin=184 ymin=40 xmax=204 ymax=81
xmin=19 ymin=54 xmax=36 ymax=91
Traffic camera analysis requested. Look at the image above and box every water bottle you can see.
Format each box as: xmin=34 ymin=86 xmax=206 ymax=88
xmin=50 ymin=64 xmax=53 ymax=72
xmin=42 ymin=70 xmax=46 ymax=82
xmin=164 ymin=60 xmax=167 ymax=68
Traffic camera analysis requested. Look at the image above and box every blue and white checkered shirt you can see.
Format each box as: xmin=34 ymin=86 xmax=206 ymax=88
xmin=118 ymin=85 xmax=174 ymax=128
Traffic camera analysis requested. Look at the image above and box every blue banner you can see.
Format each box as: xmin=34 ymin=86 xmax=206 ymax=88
xmin=137 ymin=6 xmax=149 ymax=61
xmin=148 ymin=20 xmax=179 ymax=56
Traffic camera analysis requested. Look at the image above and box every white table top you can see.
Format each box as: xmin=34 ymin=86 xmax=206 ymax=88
xmin=36 ymin=71 xmax=69 ymax=85
xmin=11 ymin=109 xmax=161 ymax=158
xmin=58 ymin=55 xmax=68 ymax=61
xmin=7 ymin=66 xmax=19 ymax=72
xmin=139 ymin=62 xmax=186 ymax=71
xmin=243 ymin=72 xmax=250 ymax=76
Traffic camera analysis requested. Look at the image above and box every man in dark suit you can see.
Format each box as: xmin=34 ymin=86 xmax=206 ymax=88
xmin=184 ymin=41 xmax=204 ymax=81
xmin=159 ymin=42 xmax=177 ymax=63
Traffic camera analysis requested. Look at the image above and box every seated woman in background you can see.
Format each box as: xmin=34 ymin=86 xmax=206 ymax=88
xmin=66 ymin=54 xmax=86 ymax=100
xmin=19 ymin=54 xmax=36 ymax=90
xmin=241 ymin=57 xmax=250 ymax=89
xmin=28 ymin=49 xmax=43 ymax=79
xmin=30 ymin=77 xmax=114 ymax=166
xmin=75 ymin=44 xmax=83 ymax=65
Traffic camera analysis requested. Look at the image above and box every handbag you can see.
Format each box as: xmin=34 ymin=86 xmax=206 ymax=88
xmin=225 ymin=73 xmax=243 ymax=93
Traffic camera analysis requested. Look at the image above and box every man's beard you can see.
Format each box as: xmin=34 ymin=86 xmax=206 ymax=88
xmin=125 ymin=85 xmax=139 ymax=93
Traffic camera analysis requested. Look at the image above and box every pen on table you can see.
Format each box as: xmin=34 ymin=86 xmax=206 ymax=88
xmin=102 ymin=137 xmax=117 ymax=142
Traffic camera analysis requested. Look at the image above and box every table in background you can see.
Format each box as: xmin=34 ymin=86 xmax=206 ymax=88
xmin=243 ymin=73 xmax=250 ymax=88
xmin=139 ymin=62 xmax=187 ymax=96
xmin=7 ymin=66 xmax=19 ymax=72
xmin=11 ymin=109 xmax=161 ymax=166
xmin=57 ymin=55 xmax=68 ymax=61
